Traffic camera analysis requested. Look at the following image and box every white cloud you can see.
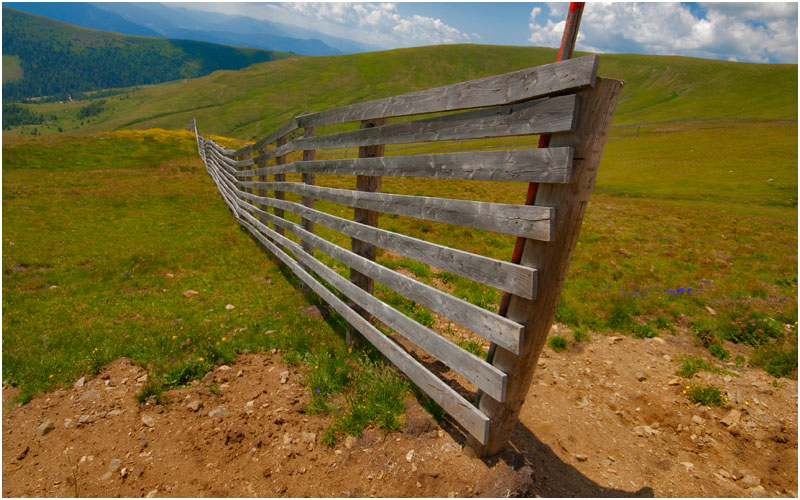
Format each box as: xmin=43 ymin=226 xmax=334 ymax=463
xmin=529 ymin=2 xmax=798 ymax=63
xmin=285 ymin=3 xmax=471 ymax=48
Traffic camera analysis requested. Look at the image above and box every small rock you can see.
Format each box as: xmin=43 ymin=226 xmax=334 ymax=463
xmin=574 ymin=454 xmax=588 ymax=462
xmin=633 ymin=425 xmax=659 ymax=437
xmin=718 ymin=469 xmax=733 ymax=479
xmin=183 ymin=290 xmax=199 ymax=298
xmin=601 ymin=459 xmax=612 ymax=467
xmin=609 ymin=336 xmax=623 ymax=344
xmin=16 ymin=446 xmax=29 ymax=461
xmin=680 ymin=462 xmax=694 ymax=471
xmin=141 ymin=414 xmax=155 ymax=428
xmin=416 ymin=481 xmax=422 ymax=488
xmin=283 ymin=433 xmax=292 ymax=445
xmin=740 ymin=475 xmax=761 ymax=488
xmin=300 ymin=432 xmax=316 ymax=443
xmin=747 ymin=486 xmax=766 ymax=497
xmin=37 ymin=420 xmax=55 ymax=436
xmin=108 ymin=409 xmax=125 ymax=417
xmin=280 ymin=371 xmax=290 ymax=384
xmin=120 ymin=467 xmax=129 ymax=478
xmin=100 ymin=472 xmax=113 ymax=481
xmin=705 ymin=305 xmax=717 ymax=316
xmin=692 ymin=415 xmax=706 ymax=425
xmin=344 ymin=435 xmax=357 ymax=449
xmin=720 ymin=410 xmax=741 ymax=428
xmin=137 ymin=374 xmax=148 ymax=384
xmin=723 ymin=375 xmax=733 ymax=383
xmin=635 ymin=372 xmax=647 ymax=382
xmin=237 ymin=370 xmax=244 ymax=377
xmin=64 ymin=418 xmax=72 ymax=428
xmin=225 ymin=304 xmax=235 ymax=310
xmin=208 ymin=407 xmax=228 ymax=418
xmin=79 ymin=389 xmax=101 ymax=402
xmin=735 ymin=389 xmax=744 ymax=404
xmin=78 ymin=414 xmax=93 ymax=425
xmin=663 ymin=355 xmax=672 ymax=362
xmin=668 ymin=378 xmax=681 ymax=386
xmin=650 ymin=337 xmax=665 ymax=344
xmin=74 ymin=377 xmax=86 ymax=388
xmin=406 ymin=449 xmax=415 ymax=462
xmin=109 ymin=458 xmax=123 ymax=472
xmin=187 ymin=400 xmax=202 ymax=412
xmin=146 ymin=489 xmax=158 ymax=498
xmin=216 ymin=365 xmax=231 ymax=371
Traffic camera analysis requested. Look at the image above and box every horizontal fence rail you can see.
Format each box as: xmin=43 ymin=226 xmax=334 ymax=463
xmin=192 ymin=54 xmax=622 ymax=452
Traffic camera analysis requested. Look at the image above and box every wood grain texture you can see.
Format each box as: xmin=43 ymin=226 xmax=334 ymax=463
xmin=255 ymin=94 xmax=578 ymax=163
xmin=234 ymin=215 xmax=491 ymax=444
xmin=238 ymin=180 xmax=554 ymax=240
xmin=301 ymin=125 xmax=317 ymax=258
xmin=236 ymin=148 xmax=573 ymax=183
xmin=470 ymin=77 xmax=624 ymax=457
xmin=233 ymin=118 xmax=298 ymax=157
xmin=295 ymin=55 xmax=597 ymax=127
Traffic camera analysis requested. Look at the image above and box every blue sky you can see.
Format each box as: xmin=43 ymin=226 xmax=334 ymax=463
xmin=182 ymin=2 xmax=798 ymax=64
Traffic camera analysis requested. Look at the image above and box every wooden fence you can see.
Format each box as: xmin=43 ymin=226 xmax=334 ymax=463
xmin=193 ymin=54 xmax=622 ymax=457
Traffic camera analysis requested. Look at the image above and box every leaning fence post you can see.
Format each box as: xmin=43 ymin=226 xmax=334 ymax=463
xmin=273 ymin=135 xmax=289 ymax=235
xmin=467 ymin=78 xmax=624 ymax=457
xmin=301 ymin=121 xmax=317 ymax=257
xmin=348 ymin=118 xmax=386 ymax=338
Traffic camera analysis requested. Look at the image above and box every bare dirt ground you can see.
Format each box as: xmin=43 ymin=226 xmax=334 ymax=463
xmin=3 ymin=330 xmax=797 ymax=497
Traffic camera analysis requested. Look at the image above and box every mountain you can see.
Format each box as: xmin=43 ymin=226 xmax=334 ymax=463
xmin=91 ymin=2 xmax=374 ymax=56
xmin=1 ymin=7 xmax=296 ymax=102
xmin=4 ymin=2 xmax=161 ymax=37
xmin=10 ymin=44 xmax=793 ymax=140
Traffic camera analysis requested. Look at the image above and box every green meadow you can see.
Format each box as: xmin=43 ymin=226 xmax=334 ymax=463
xmin=3 ymin=45 xmax=797 ymax=437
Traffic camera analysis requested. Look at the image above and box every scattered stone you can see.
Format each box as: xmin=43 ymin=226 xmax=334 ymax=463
xmin=283 ymin=433 xmax=292 ymax=445
xmin=120 ymin=467 xmax=129 ymax=478
xmin=208 ymin=407 xmax=228 ymax=418
xmin=650 ymin=337 xmax=665 ymax=344
xmin=718 ymin=469 xmax=733 ymax=479
xmin=344 ymin=436 xmax=357 ymax=449
xmin=720 ymin=410 xmax=741 ymax=428
xmin=601 ymin=459 xmax=612 ymax=467
xmin=137 ymin=374 xmax=148 ymax=384
xmin=79 ymin=389 xmax=101 ymax=402
xmin=183 ymin=290 xmax=200 ymax=298
xmin=574 ymin=453 xmax=588 ymax=462
xmin=225 ymin=304 xmax=235 ymax=310
xmin=635 ymin=372 xmax=647 ymax=382
xmin=416 ymin=481 xmax=422 ymax=488
xmin=141 ymin=414 xmax=155 ymax=428
xmin=280 ymin=371 xmax=290 ymax=384
xmin=187 ymin=400 xmax=202 ymax=412
xmin=108 ymin=409 xmax=125 ymax=417
xmin=100 ymin=472 xmax=113 ymax=481
xmin=608 ymin=336 xmax=623 ymax=344
xmin=300 ymin=432 xmax=316 ymax=443
xmin=406 ymin=449 xmax=415 ymax=462
xmin=146 ymin=489 xmax=159 ymax=498
xmin=705 ymin=305 xmax=717 ymax=316
xmin=747 ymin=486 xmax=766 ymax=497
xmin=74 ymin=377 xmax=86 ymax=388
xmin=723 ymin=375 xmax=733 ymax=383
xmin=37 ymin=419 xmax=55 ymax=436
xmin=109 ymin=458 xmax=123 ymax=472
xmin=692 ymin=415 xmax=706 ymax=425
xmin=16 ymin=446 xmax=29 ymax=461
xmin=740 ymin=475 xmax=761 ymax=488
xmin=735 ymin=389 xmax=744 ymax=404
xmin=680 ymin=462 xmax=694 ymax=471
xmin=216 ymin=365 xmax=232 ymax=371
xmin=633 ymin=425 xmax=660 ymax=437
xmin=78 ymin=415 xmax=94 ymax=425
xmin=668 ymin=378 xmax=681 ymax=386
xmin=237 ymin=370 xmax=244 ymax=377
xmin=663 ymin=355 xmax=672 ymax=362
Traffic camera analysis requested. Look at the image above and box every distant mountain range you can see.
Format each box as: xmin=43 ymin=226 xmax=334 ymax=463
xmin=2 ymin=7 xmax=295 ymax=101
xmin=5 ymin=2 xmax=377 ymax=56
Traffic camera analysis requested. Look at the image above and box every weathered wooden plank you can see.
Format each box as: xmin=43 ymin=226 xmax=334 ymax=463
xmin=238 ymin=180 xmax=554 ymax=241
xmin=236 ymin=206 xmax=507 ymax=401
xmin=273 ymin=135 xmax=289 ymax=236
xmin=230 ymin=191 xmax=524 ymax=358
xmin=296 ymin=55 xmax=598 ymax=127
xmin=227 ymin=175 xmax=535 ymax=300
xmin=254 ymin=94 xmax=578 ymax=163
xmin=233 ymin=118 xmax=299 ymax=157
xmin=301 ymin=125 xmax=317 ymax=258
xmin=237 ymin=148 xmax=573 ymax=184
xmin=471 ymin=77 xmax=624 ymax=457
xmin=234 ymin=215 xmax=490 ymax=444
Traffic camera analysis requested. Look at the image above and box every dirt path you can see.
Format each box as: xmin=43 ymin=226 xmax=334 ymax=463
xmin=3 ymin=332 xmax=797 ymax=497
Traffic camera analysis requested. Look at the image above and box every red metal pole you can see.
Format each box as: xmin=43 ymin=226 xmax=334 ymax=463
xmin=496 ymin=2 xmax=585 ymax=318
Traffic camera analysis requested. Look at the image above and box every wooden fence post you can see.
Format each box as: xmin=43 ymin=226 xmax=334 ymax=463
xmin=468 ymin=78 xmax=624 ymax=457
xmin=349 ymin=118 xmax=386 ymax=337
xmin=301 ymin=125 xmax=317 ymax=256
xmin=274 ymin=135 xmax=289 ymax=235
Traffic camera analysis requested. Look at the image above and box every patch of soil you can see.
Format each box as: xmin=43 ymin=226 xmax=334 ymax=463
xmin=3 ymin=333 xmax=797 ymax=497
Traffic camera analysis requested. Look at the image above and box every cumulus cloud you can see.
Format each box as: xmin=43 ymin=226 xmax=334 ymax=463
xmin=529 ymin=2 xmax=797 ymax=63
xmin=285 ymin=2 xmax=471 ymax=48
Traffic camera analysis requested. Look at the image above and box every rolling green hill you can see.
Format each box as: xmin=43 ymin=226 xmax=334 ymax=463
xmin=6 ymin=44 xmax=794 ymax=139
xmin=1 ymin=7 xmax=296 ymax=102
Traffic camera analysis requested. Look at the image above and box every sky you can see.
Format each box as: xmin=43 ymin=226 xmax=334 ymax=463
xmin=179 ymin=2 xmax=798 ymax=64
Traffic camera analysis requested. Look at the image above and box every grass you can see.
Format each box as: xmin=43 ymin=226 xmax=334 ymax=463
xmin=685 ymin=385 xmax=725 ymax=407
xmin=547 ymin=336 xmax=568 ymax=353
xmin=675 ymin=355 xmax=732 ymax=379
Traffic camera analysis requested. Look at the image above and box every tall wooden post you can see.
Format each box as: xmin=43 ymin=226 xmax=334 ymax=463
xmin=274 ymin=135 xmax=289 ymax=235
xmin=301 ymin=126 xmax=317 ymax=256
xmin=348 ymin=118 xmax=386 ymax=339
xmin=468 ymin=78 xmax=623 ymax=457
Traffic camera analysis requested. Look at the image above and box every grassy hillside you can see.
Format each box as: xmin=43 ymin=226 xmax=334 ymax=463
xmin=4 ymin=44 xmax=795 ymax=139
xmin=2 ymin=7 xmax=296 ymax=102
